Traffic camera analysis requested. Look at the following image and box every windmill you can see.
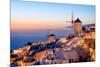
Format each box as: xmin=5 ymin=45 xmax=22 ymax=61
xmin=71 ymin=11 xmax=75 ymax=34
xmin=71 ymin=11 xmax=74 ymax=25
xmin=45 ymin=29 xmax=51 ymax=38
xmin=64 ymin=11 xmax=74 ymax=35
xmin=47 ymin=29 xmax=51 ymax=36
xmin=66 ymin=11 xmax=74 ymax=25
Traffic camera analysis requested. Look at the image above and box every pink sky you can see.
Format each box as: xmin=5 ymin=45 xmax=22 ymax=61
xmin=11 ymin=20 xmax=71 ymax=32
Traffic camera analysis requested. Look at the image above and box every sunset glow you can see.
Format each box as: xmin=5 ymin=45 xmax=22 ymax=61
xmin=11 ymin=0 xmax=95 ymax=33
xmin=11 ymin=21 xmax=67 ymax=32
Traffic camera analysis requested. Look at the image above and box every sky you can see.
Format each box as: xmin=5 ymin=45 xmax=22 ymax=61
xmin=11 ymin=0 xmax=95 ymax=34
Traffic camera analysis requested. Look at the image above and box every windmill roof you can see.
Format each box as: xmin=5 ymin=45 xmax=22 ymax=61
xmin=74 ymin=18 xmax=82 ymax=23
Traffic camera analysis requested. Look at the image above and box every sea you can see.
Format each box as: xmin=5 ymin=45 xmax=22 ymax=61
xmin=10 ymin=36 xmax=48 ymax=50
xmin=10 ymin=29 xmax=73 ymax=50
